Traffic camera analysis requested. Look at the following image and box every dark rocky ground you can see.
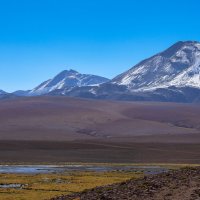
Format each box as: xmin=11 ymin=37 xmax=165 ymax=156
xmin=51 ymin=167 xmax=200 ymax=200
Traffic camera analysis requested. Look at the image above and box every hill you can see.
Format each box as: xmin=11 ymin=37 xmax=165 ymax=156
xmin=53 ymin=167 xmax=200 ymax=200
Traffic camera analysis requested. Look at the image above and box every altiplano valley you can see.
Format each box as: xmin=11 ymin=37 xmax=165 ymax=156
xmin=1 ymin=0 xmax=200 ymax=199
xmin=1 ymin=41 xmax=200 ymax=200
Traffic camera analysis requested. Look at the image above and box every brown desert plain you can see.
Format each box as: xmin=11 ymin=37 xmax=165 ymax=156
xmin=0 ymin=96 xmax=200 ymax=164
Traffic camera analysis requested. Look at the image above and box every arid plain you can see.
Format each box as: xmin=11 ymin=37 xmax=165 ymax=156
xmin=0 ymin=96 xmax=200 ymax=164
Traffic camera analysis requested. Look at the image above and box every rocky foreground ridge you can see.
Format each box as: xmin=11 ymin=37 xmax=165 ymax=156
xmin=51 ymin=167 xmax=200 ymax=200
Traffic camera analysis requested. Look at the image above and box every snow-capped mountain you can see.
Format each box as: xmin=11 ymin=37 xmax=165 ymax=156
xmin=29 ymin=69 xmax=109 ymax=95
xmin=65 ymin=41 xmax=200 ymax=103
xmin=10 ymin=41 xmax=200 ymax=103
xmin=112 ymin=41 xmax=200 ymax=91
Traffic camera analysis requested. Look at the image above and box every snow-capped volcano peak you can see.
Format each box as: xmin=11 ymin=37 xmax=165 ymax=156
xmin=29 ymin=69 xmax=109 ymax=95
xmin=112 ymin=41 xmax=200 ymax=91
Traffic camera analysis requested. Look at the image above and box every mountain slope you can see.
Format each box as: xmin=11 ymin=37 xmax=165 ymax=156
xmin=0 ymin=90 xmax=17 ymax=100
xmin=29 ymin=69 xmax=109 ymax=95
xmin=0 ymin=90 xmax=7 ymax=95
xmin=13 ymin=90 xmax=31 ymax=96
xmin=112 ymin=41 xmax=200 ymax=91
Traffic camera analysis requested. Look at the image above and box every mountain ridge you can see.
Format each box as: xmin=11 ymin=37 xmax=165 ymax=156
xmin=1 ymin=40 xmax=200 ymax=103
xmin=0 ymin=90 xmax=7 ymax=95
xmin=28 ymin=69 xmax=110 ymax=96
xmin=112 ymin=41 xmax=200 ymax=91
xmin=64 ymin=40 xmax=200 ymax=102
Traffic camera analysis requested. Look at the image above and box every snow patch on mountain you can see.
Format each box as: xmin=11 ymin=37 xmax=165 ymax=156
xmin=112 ymin=41 xmax=200 ymax=91
xmin=29 ymin=69 xmax=109 ymax=95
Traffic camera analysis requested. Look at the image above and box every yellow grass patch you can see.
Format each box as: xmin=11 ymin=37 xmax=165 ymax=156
xmin=0 ymin=171 xmax=143 ymax=200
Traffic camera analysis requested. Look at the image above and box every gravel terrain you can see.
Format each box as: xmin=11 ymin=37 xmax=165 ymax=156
xmin=51 ymin=167 xmax=200 ymax=200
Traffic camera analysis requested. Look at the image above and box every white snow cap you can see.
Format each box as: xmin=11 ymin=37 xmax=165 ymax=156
xmin=112 ymin=41 xmax=200 ymax=91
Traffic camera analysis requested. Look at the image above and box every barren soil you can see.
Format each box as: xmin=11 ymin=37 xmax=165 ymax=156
xmin=52 ymin=167 xmax=200 ymax=200
xmin=0 ymin=96 xmax=200 ymax=164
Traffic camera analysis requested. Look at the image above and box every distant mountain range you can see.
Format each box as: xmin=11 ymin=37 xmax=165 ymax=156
xmin=2 ymin=41 xmax=200 ymax=102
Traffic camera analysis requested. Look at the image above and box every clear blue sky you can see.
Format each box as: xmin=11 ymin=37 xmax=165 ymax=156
xmin=0 ymin=0 xmax=200 ymax=92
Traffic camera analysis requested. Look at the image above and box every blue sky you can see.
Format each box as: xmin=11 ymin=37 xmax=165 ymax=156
xmin=0 ymin=0 xmax=200 ymax=92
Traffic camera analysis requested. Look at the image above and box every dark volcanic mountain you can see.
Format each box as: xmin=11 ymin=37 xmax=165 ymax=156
xmin=28 ymin=69 xmax=110 ymax=96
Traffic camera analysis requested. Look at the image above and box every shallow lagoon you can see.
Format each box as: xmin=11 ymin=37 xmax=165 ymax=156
xmin=0 ymin=165 xmax=167 ymax=175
